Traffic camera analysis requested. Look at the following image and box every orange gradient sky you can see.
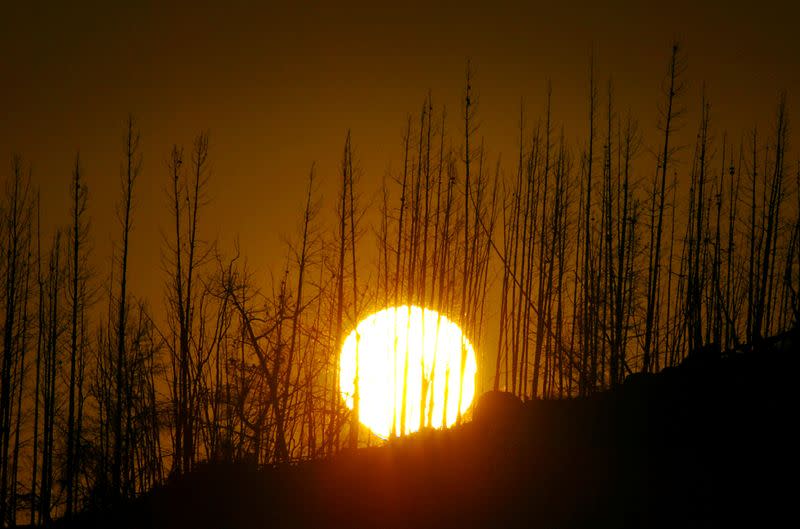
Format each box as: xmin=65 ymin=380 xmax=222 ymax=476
xmin=2 ymin=1 xmax=798 ymax=311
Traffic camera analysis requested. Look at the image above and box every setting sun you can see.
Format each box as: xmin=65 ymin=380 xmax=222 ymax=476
xmin=339 ymin=305 xmax=478 ymax=439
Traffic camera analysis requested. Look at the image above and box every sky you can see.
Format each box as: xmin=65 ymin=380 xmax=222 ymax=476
xmin=2 ymin=0 xmax=798 ymax=312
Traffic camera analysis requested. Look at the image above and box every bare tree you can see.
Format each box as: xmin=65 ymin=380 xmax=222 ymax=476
xmin=66 ymin=152 xmax=91 ymax=516
xmin=643 ymin=43 xmax=684 ymax=372
xmin=1 ymin=156 xmax=33 ymax=525
xmin=112 ymin=115 xmax=141 ymax=499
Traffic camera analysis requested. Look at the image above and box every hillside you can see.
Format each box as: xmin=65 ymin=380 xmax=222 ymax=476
xmin=58 ymin=333 xmax=796 ymax=529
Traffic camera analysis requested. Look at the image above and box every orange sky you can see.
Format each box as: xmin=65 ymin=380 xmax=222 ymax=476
xmin=2 ymin=0 xmax=798 ymax=312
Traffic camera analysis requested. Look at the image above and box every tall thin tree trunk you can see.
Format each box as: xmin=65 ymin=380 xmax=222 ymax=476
xmin=644 ymin=43 xmax=681 ymax=372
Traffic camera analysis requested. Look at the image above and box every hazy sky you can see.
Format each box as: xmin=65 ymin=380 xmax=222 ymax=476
xmin=2 ymin=1 xmax=798 ymax=306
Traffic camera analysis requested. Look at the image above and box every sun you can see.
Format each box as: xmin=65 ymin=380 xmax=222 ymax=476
xmin=339 ymin=305 xmax=478 ymax=439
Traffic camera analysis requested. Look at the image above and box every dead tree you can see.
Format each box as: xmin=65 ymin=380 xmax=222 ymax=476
xmin=112 ymin=116 xmax=140 ymax=499
xmin=643 ymin=43 xmax=684 ymax=372
xmin=66 ymin=152 xmax=90 ymax=516
xmin=1 ymin=157 xmax=33 ymax=525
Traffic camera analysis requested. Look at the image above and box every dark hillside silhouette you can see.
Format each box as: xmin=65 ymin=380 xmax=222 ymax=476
xmin=49 ymin=332 xmax=796 ymax=529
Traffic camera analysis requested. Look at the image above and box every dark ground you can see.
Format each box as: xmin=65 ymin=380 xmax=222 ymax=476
xmin=56 ymin=332 xmax=796 ymax=528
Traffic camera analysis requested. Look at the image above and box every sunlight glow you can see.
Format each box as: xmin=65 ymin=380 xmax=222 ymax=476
xmin=339 ymin=305 xmax=478 ymax=439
